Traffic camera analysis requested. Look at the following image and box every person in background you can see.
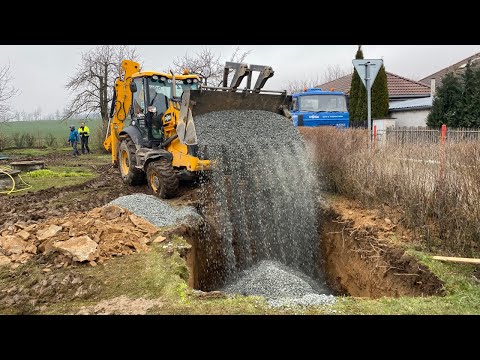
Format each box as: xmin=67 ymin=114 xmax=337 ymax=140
xmin=78 ymin=122 xmax=90 ymax=154
xmin=68 ymin=125 xmax=80 ymax=157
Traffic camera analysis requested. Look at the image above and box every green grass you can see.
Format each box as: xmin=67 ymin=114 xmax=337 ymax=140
xmin=326 ymin=249 xmax=480 ymax=315
xmin=2 ymin=147 xmax=71 ymax=157
xmin=0 ymin=119 xmax=102 ymax=149
xmin=0 ymin=119 xmax=102 ymax=138
xmin=27 ymin=169 xmax=92 ymax=178
xmin=14 ymin=166 xmax=96 ymax=194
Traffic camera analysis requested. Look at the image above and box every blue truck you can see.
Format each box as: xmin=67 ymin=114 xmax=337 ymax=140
xmin=290 ymin=88 xmax=349 ymax=127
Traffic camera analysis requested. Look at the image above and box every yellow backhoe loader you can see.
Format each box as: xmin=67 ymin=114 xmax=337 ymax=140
xmin=104 ymin=59 xmax=292 ymax=198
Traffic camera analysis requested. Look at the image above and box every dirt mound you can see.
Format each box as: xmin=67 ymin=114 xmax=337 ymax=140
xmin=0 ymin=205 xmax=161 ymax=268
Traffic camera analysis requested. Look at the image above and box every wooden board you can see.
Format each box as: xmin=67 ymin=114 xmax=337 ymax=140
xmin=432 ymin=256 xmax=480 ymax=265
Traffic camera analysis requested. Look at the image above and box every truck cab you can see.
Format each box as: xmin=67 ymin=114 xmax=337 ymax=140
xmin=290 ymin=88 xmax=349 ymax=127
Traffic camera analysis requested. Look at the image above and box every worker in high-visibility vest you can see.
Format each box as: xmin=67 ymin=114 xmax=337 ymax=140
xmin=78 ymin=122 xmax=90 ymax=154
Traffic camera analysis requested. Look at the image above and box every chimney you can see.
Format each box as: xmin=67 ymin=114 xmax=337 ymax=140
xmin=431 ymin=78 xmax=436 ymax=97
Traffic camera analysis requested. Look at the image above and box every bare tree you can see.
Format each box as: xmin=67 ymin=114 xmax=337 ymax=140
xmin=172 ymin=46 xmax=251 ymax=86
xmin=321 ymin=64 xmax=350 ymax=84
xmin=33 ymin=106 xmax=42 ymax=121
xmin=283 ymin=74 xmax=322 ymax=94
xmin=0 ymin=63 xmax=20 ymax=122
xmin=283 ymin=65 xmax=351 ymax=94
xmin=64 ymin=45 xmax=140 ymax=126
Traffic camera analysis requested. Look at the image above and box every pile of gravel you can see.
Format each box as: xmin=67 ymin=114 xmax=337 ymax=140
xmin=109 ymin=193 xmax=199 ymax=227
xmin=223 ymin=261 xmax=335 ymax=307
xmin=268 ymin=294 xmax=336 ymax=308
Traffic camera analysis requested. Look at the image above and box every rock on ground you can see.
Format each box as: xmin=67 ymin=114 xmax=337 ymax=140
xmin=54 ymin=236 xmax=98 ymax=262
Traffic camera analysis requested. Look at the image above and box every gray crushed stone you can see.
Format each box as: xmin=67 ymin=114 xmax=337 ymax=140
xmin=223 ymin=260 xmax=336 ymax=308
xmin=109 ymin=193 xmax=200 ymax=227
xmin=268 ymin=293 xmax=336 ymax=308
xmin=195 ymin=110 xmax=304 ymax=149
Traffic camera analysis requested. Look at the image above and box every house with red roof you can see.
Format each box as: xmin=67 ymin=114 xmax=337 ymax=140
xmin=317 ymin=71 xmax=433 ymax=126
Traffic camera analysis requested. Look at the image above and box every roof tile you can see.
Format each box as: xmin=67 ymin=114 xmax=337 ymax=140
xmin=318 ymin=72 xmax=431 ymax=97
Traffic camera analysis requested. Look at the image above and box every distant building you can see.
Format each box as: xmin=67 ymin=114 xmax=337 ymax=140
xmin=317 ymin=71 xmax=431 ymax=101
xmin=318 ymin=71 xmax=432 ymax=127
xmin=388 ymin=52 xmax=480 ymax=127
xmin=389 ymin=97 xmax=433 ymax=127
xmin=419 ymin=52 xmax=480 ymax=91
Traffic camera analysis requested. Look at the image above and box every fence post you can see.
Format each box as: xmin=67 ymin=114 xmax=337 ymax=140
xmin=373 ymin=125 xmax=377 ymax=149
xmin=439 ymin=124 xmax=446 ymax=180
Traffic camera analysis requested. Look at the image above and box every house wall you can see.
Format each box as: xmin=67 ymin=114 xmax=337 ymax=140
xmin=390 ymin=109 xmax=429 ymax=127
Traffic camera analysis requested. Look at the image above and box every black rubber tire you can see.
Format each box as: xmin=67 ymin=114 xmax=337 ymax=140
xmin=146 ymin=159 xmax=179 ymax=199
xmin=118 ymin=136 xmax=144 ymax=186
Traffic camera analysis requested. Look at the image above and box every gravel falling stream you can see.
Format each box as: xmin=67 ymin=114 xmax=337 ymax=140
xmin=195 ymin=110 xmax=333 ymax=305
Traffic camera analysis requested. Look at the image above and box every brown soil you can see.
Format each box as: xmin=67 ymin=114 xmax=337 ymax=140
xmin=321 ymin=197 xmax=444 ymax=298
xmin=0 ymin=162 xmax=151 ymax=229
xmin=75 ymin=295 xmax=164 ymax=315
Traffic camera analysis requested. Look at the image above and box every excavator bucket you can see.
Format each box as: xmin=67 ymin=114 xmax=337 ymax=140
xmin=188 ymin=90 xmax=291 ymax=117
xmin=176 ymin=62 xmax=292 ymax=146
xmin=177 ymin=90 xmax=291 ymax=146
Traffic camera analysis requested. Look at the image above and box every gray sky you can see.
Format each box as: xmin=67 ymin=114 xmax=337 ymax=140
xmin=1 ymin=45 xmax=480 ymax=115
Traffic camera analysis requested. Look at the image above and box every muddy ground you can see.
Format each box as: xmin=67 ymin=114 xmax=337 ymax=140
xmin=0 ymin=152 xmax=197 ymax=228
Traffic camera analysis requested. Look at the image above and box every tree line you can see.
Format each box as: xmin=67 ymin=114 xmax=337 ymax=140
xmin=427 ymin=61 xmax=480 ymax=128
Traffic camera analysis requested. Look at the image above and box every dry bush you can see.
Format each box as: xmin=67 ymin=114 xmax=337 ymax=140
xmin=12 ymin=132 xmax=25 ymax=148
xmin=44 ymin=133 xmax=57 ymax=147
xmin=0 ymin=132 xmax=10 ymax=150
xmin=300 ymin=127 xmax=480 ymax=256
xmin=23 ymin=133 xmax=35 ymax=148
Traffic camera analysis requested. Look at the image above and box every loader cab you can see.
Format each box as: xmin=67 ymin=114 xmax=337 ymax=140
xmin=130 ymin=73 xmax=200 ymax=145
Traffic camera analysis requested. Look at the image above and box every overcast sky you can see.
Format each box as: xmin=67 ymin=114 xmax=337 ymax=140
xmin=1 ymin=45 xmax=480 ymax=115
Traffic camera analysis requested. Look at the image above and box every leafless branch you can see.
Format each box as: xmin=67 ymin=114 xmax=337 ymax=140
xmin=172 ymin=46 xmax=252 ymax=87
xmin=0 ymin=63 xmax=20 ymax=122
xmin=283 ymin=64 xmax=351 ymax=94
xmin=64 ymin=45 xmax=141 ymax=124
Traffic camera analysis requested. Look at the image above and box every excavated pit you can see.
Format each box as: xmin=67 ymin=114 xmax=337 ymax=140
xmin=319 ymin=206 xmax=444 ymax=298
xmin=179 ymin=109 xmax=444 ymax=301
xmin=182 ymin=204 xmax=444 ymax=299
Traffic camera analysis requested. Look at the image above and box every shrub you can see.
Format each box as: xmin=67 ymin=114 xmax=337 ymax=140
xmin=0 ymin=133 xmax=10 ymax=150
xmin=300 ymin=127 xmax=480 ymax=256
xmin=45 ymin=133 xmax=57 ymax=147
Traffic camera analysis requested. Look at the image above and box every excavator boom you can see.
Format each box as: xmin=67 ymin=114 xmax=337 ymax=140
xmin=103 ymin=59 xmax=141 ymax=163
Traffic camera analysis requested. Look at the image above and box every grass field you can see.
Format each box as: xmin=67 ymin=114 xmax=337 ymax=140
xmin=0 ymin=119 xmax=103 ymax=149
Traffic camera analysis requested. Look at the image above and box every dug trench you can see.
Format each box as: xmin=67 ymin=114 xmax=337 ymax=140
xmin=175 ymin=194 xmax=444 ymax=300
xmin=176 ymin=109 xmax=445 ymax=301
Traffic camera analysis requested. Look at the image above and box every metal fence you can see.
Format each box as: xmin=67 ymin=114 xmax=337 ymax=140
xmin=384 ymin=126 xmax=480 ymax=145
